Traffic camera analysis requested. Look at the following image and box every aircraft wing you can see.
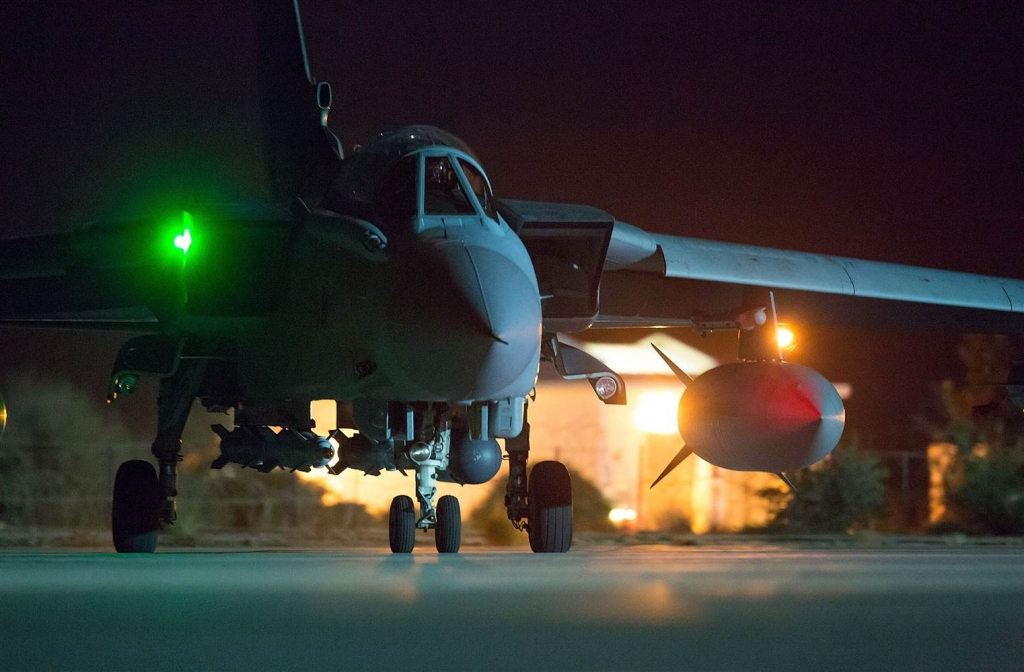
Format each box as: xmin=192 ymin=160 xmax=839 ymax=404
xmin=499 ymin=199 xmax=1024 ymax=333
xmin=0 ymin=222 xmax=177 ymax=326
xmin=0 ymin=204 xmax=295 ymax=330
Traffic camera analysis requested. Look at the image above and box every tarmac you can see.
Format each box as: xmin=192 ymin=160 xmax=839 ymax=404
xmin=1 ymin=545 xmax=1023 ymax=671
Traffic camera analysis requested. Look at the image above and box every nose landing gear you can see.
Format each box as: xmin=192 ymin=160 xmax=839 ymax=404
xmin=388 ymin=421 xmax=463 ymax=554
xmin=388 ymin=495 xmax=416 ymax=553
xmin=435 ymin=495 xmax=461 ymax=553
xmin=387 ymin=471 xmax=463 ymax=554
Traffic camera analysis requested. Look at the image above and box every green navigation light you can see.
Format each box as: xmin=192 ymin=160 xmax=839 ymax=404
xmin=173 ymin=211 xmax=193 ymax=254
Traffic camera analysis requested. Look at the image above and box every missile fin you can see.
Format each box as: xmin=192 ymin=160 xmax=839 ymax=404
xmin=650 ymin=443 xmax=693 ymax=489
xmin=650 ymin=344 xmax=693 ymax=386
xmin=775 ymin=472 xmax=797 ymax=492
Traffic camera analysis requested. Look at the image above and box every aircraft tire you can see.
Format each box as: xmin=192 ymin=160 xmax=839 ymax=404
xmin=111 ymin=459 xmax=161 ymax=553
xmin=435 ymin=495 xmax=461 ymax=553
xmin=528 ymin=461 xmax=573 ymax=553
xmin=389 ymin=495 xmax=416 ymax=553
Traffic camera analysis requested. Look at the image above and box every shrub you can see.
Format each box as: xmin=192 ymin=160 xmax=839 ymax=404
xmin=758 ymin=440 xmax=888 ymax=533
xmin=946 ymin=450 xmax=1024 ymax=535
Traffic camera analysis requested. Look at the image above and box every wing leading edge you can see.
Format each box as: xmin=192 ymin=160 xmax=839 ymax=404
xmin=598 ymin=224 xmax=1024 ymax=332
xmin=501 ymin=199 xmax=1024 ymax=332
xmin=649 ymin=233 xmax=1023 ymax=312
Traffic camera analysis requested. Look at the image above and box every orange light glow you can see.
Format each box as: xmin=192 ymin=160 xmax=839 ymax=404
xmin=776 ymin=327 xmax=795 ymax=350
xmin=609 ymin=508 xmax=638 ymax=524
xmin=631 ymin=390 xmax=680 ymax=435
xmin=690 ymin=458 xmax=714 ymax=534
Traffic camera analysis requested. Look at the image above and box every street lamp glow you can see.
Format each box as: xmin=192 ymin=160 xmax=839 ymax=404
xmin=609 ymin=508 xmax=637 ymax=524
xmin=631 ymin=389 xmax=680 ymax=435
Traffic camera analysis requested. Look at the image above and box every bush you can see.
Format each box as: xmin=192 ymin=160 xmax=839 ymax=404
xmin=0 ymin=375 xmax=374 ymax=537
xmin=0 ymin=374 xmax=137 ymax=528
xmin=758 ymin=440 xmax=888 ymax=533
xmin=946 ymin=450 xmax=1024 ymax=535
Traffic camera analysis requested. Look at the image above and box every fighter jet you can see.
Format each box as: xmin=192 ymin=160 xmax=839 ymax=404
xmin=2 ymin=1 xmax=1023 ymax=554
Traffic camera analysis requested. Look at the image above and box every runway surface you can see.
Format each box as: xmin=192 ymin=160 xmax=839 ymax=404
xmin=2 ymin=546 xmax=1023 ymax=671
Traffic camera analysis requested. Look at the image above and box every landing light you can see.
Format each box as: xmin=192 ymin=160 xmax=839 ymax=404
xmin=407 ymin=442 xmax=432 ymax=464
xmin=594 ymin=376 xmax=618 ymax=401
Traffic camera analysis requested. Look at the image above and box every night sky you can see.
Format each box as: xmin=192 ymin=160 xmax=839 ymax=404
xmin=1 ymin=1 xmax=1022 ymax=448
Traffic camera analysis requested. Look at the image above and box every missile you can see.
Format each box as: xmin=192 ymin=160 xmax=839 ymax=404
xmin=211 ymin=424 xmax=335 ymax=473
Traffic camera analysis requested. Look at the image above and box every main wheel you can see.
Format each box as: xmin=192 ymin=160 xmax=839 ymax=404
xmin=389 ymin=495 xmax=416 ymax=553
xmin=111 ymin=459 xmax=161 ymax=553
xmin=435 ymin=495 xmax=461 ymax=554
xmin=528 ymin=461 xmax=573 ymax=553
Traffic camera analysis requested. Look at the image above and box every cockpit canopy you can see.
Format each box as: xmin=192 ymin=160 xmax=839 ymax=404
xmin=324 ymin=125 xmax=496 ymax=232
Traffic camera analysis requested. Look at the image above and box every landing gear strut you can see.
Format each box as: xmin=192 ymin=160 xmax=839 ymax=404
xmin=504 ymin=409 xmax=573 ymax=553
xmin=387 ymin=407 xmax=462 ymax=554
xmin=111 ymin=361 xmax=205 ymax=554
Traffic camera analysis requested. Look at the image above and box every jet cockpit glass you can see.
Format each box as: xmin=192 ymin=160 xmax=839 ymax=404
xmin=458 ymin=159 xmax=497 ymax=220
xmin=374 ymin=155 xmax=418 ymax=229
xmin=424 ymin=157 xmax=475 ymax=215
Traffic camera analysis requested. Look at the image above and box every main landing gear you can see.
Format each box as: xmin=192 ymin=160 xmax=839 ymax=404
xmin=111 ymin=460 xmax=161 ymax=553
xmin=505 ymin=410 xmax=573 ymax=553
xmin=111 ymin=362 xmax=205 ymax=554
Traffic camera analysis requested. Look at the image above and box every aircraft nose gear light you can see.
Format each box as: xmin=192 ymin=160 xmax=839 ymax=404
xmin=593 ymin=376 xmax=618 ymax=401
xmin=406 ymin=442 xmax=432 ymax=464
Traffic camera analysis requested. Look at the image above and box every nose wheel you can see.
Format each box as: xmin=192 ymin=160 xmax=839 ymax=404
xmin=388 ymin=492 xmax=462 ymax=554
xmin=435 ymin=495 xmax=461 ymax=553
xmin=389 ymin=495 xmax=416 ymax=553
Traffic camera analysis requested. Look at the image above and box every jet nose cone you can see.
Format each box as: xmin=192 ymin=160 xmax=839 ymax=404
xmin=384 ymin=241 xmax=541 ymax=401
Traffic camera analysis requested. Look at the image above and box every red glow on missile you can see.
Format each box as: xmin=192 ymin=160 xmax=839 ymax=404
xmin=783 ymin=386 xmax=824 ymax=422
